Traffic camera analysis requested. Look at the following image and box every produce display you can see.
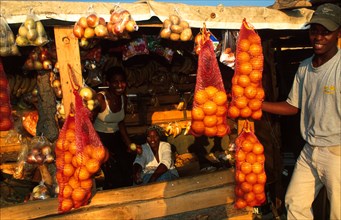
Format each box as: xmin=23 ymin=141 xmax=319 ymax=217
xmin=160 ymin=14 xmax=192 ymax=41
xmin=15 ymin=11 xmax=49 ymax=46
xmin=79 ymin=86 xmax=96 ymax=111
xmin=228 ymin=19 xmax=264 ymax=120
xmin=234 ymin=124 xmax=266 ymax=208
xmin=0 ymin=15 xmax=20 ymax=56
xmin=73 ymin=9 xmax=138 ymax=41
xmin=7 ymin=73 xmax=37 ymax=98
xmin=56 ymin=90 xmax=108 ymax=213
xmin=0 ymin=59 xmax=14 ymax=131
xmin=1 ymin=9 xmax=273 ymax=215
xmin=190 ymin=26 xmax=230 ymax=138
xmin=24 ymin=46 xmax=54 ymax=71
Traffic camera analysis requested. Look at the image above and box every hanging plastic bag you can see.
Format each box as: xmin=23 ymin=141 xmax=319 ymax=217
xmin=190 ymin=24 xmax=230 ymax=138
xmin=219 ymin=30 xmax=239 ymax=69
xmin=0 ymin=13 xmax=20 ymax=56
xmin=234 ymin=121 xmax=266 ymax=209
xmin=56 ymin=65 xmax=108 ymax=213
xmin=228 ymin=19 xmax=265 ymax=121
xmin=106 ymin=6 xmax=138 ymax=41
xmin=160 ymin=12 xmax=192 ymax=42
xmin=15 ymin=9 xmax=49 ymax=47
xmin=73 ymin=5 xmax=108 ymax=40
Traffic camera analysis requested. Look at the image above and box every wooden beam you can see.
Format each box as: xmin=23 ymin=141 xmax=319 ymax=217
xmin=54 ymin=26 xmax=82 ymax=116
xmin=0 ymin=169 xmax=247 ymax=220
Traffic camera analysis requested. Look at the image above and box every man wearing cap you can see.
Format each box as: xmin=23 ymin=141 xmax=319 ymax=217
xmin=262 ymin=3 xmax=340 ymax=219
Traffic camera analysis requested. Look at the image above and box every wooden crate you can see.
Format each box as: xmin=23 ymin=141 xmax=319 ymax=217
xmin=0 ymin=169 xmax=252 ymax=220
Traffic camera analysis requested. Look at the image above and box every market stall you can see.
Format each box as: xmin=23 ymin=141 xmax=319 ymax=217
xmin=0 ymin=0 xmax=333 ymax=219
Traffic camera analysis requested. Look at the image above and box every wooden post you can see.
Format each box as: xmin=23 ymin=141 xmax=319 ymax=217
xmin=54 ymin=26 xmax=82 ymax=116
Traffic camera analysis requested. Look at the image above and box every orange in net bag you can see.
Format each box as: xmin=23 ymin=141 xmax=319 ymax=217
xmin=190 ymin=24 xmax=230 ymax=138
xmin=55 ymin=73 xmax=108 ymax=213
xmin=234 ymin=121 xmax=266 ymax=209
xmin=228 ymin=19 xmax=265 ymax=120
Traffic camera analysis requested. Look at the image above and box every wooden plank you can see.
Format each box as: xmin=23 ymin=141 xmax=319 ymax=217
xmin=0 ymin=169 xmax=236 ymax=219
xmin=54 ymin=26 xmax=82 ymax=116
xmin=45 ymin=185 xmax=238 ymax=220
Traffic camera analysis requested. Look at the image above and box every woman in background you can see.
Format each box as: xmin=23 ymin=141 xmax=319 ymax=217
xmin=93 ymin=66 xmax=140 ymax=189
xmin=133 ymin=125 xmax=179 ymax=185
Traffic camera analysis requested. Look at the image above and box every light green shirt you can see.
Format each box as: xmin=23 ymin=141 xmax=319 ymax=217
xmin=287 ymin=49 xmax=341 ymax=146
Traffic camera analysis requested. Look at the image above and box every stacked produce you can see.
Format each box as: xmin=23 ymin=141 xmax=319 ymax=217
xmin=190 ymin=26 xmax=230 ymax=138
xmin=79 ymin=86 xmax=96 ymax=111
xmin=73 ymin=9 xmax=138 ymax=41
xmin=0 ymin=15 xmax=20 ymax=56
xmin=160 ymin=14 xmax=192 ymax=41
xmin=15 ymin=12 xmax=49 ymax=46
xmin=191 ymin=86 xmax=228 ymax=137
xmin=56 ymin=90 xmax=107 ymax=213
xmin=228 ymin=19 xmax=264 ymax=120
xmin=0 ymin=59 xmax=14 ymax=131
xmin=234 ymin=125 xmax=266 ymax=208
xmin=107 ymin=9 xmax=138 ymax=38
xmin=24 ymin=47 xmax=54 ymax=71
xmin=7 ymin=73 xmax=37 ymax=98
xmin=73 ymin=14 xmax=108 ymax=39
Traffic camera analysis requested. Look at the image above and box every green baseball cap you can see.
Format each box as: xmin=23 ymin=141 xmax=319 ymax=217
xmin=307 ymin=3 xmax=341 ymax=31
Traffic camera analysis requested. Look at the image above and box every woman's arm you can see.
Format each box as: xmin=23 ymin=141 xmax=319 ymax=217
xmin=262 ymin=101 xmax=299 ymax=116
xmin=90 ymin=92 xmax=105 ymax=121
xmin=148 ymin=163 xmax=168 ymax=183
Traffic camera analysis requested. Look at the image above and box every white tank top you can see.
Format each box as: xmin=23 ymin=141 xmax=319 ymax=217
xmin=93 ymin=92 xmax=125 ymax=133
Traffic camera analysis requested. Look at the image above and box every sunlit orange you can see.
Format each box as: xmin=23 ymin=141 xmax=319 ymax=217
xmin=202 ymin=101 xmax=217 ymax=116
xmin=237 ymin=75 xmax=251 ymax=88
xmin=204 ymin=126 xmax=217 ymax=137
xmin=240 ymin=106 xmax=252 ymax=118
xmin=205 ymin=86 xmax=219 ymax=99
xmin=248 ymin=99 xmax=262 ymax=111
xmin=213 ymin=91 xmax=227 ymax=105
xmin=251 ymin=109 xmax=263 ymax=120
xmin=239 ymin=39 xmax=250 ymax=52
xmin=244 ymin=86 xmax=257 ymax=99
xmin=194 ymin=90 xmax=208 ymax=105
xmin=249 ymin=70 xmax=262 ymax=83
xmin=191 ymin=120 xmax=205 ymax=134
xmin=238 ymin=62 xmax=253 ymax=75
xmin=250 ymin=57 xmax=263 ymax=70
xmin=203 ymin=115 xmax=217 ymax=127
xmin=234 ymin=96 xmax=248 ymax=109
xmin=191 ymin=107 xmax=205 ymax=121
xmin=249 ymin=44 xmax=262 ymax=56
xmin=216 ymin=105 xmax=227 ymax=117
xmin=236 ymin=51 xmax=251 ymax=63
xmin=228 ymin=105 xmax=240 ymax=119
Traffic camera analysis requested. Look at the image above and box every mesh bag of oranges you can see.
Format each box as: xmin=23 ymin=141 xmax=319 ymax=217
xmin=234 ymin=122 xmax=267 ymax=209
xmin=55 ymin=90 xmax=108 ymax=213
xmin=228 ymin=19 xmax=265 ymax=120
xmin=190 ymin=25 xmax=230 ymax=138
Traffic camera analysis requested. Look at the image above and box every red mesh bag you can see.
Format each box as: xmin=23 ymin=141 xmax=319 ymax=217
xmin=228 ymin=19 xmax=265 ymax=120
xmin=0 ymin=58 xmax=14 ymax=131
xmin=55 ymin=68 xmax=108 ymax=213
xmin=190 ymin=26 xmax=230 ymax=138
xmin=234 ymin=121 xmax=267 ymax=209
